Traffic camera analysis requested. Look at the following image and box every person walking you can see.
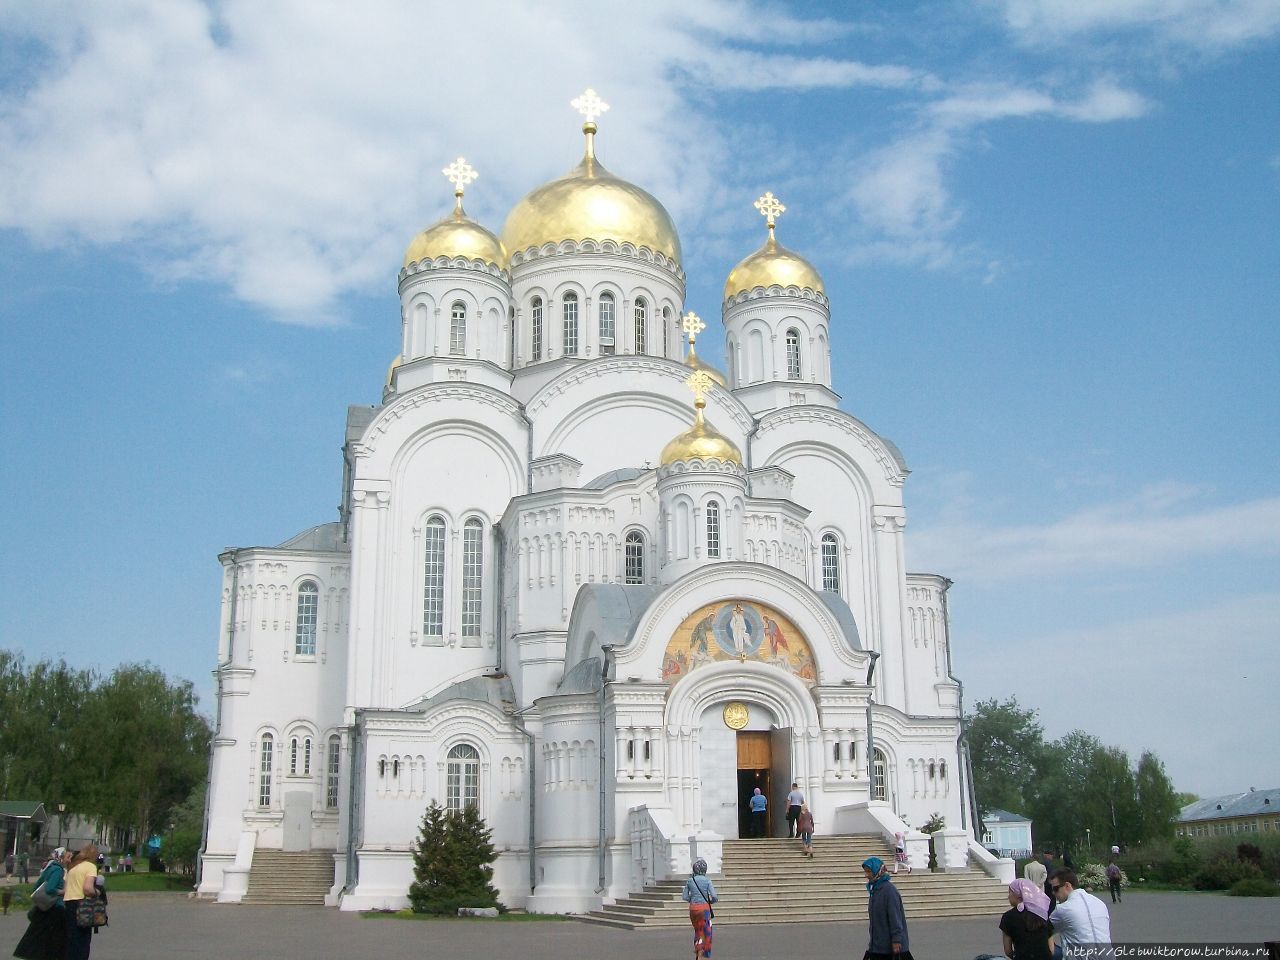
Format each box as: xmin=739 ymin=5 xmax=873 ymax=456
xmin=13 ymin=847 xmax=70 ymax=960
xmin=892 ymin=832 xmax=911 ymax=874
xmin=749 ymin=788 xmax=767 ymax=838
xmin=796 ymin=804 xmax=815 ymax=858
xmin=1105 ymin=860 xmax=1122 ymax=904
xmin=1048 ymin=869 xmax=1110 ymax=957
xmin=861 ymin=857 xmax=912 ymax=960
xmin=682 ymin=858 xmax=717 ymax=960
xmin=1023 ymin=856 xmax=1047 ymax=891
xmin=999 ymin=878 xmax=1055 ymax=960
xmin=784 ymin=783 xmax=805 ymax=837
xmin=63 ymin=844 xmax=100 ymax=960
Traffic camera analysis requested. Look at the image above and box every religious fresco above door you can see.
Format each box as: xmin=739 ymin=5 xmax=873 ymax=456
xmin=661 ymin=600 xmax=817 ymax=687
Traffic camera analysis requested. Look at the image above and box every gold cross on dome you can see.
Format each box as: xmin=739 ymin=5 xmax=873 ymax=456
xmin=755 ymin=191 xmax=786 ymax=226
xmin=571 ymin=88 xmax=610 ymax=125
xmin=686 ymin=369 xmax=713 ymax=406
xmin=442 ymin=157 xmax=478 ymax=196
xmin=681 ymin=311 xmax=706 ymax=344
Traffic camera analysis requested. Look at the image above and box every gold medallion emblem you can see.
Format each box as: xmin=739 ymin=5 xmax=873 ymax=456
xmin=723 ymin=701 xmax=749 ymax=730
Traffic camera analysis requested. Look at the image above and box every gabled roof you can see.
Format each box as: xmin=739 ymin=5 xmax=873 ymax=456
xmin=0 ymin=800 xmax=47 ymax=821
xmin=982 ymin=807 xmax=1030 ymax=824
xmin=1179 ymin=787 xmax=1280 ymax=822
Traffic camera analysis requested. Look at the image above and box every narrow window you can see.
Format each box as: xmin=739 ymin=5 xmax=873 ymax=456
xmin=821 ymin=533 xmax=841 ymax=593
xmin=290 ymin=737 xmax=299 ymax=775
xmin=562 ymin=292 xmax=579 ymax=356
xmin=531 ymin=297 xmax=543 ymax=360
xmin=706 ymin=499 xmax=721 ymax=559
xmin=599 ymin=293 xmax=615 ymax=355
xmin=295 ymin=580 xmax=318 ymax=656
xmin=624 ymin=531 xmax=645 ymax=584
xmin=461 ymin=518 xmax=483 ymax=640
xmin=450 ymin=301 xmax=467 ymax=355
xmin=634 ymin=297 xmax=647 ymax=355
xmin=258 ymin=735 xmax=274 ymax=807
xmin=304 ymin=737 xmax=312 ymax=776
xmin=423 ymin=515 xmax=446 ymax=639
xmin=786 ymin=328 xmax=802 ymax=380
xmin=446 ymin=743 xmax=481 ymax=812
xmin=872 ymin=748 xmax=887 ymax=801
xmin=662 ymin=306 xmax=671 ymax=356
xmin=326 ymin=736 xmax=340 ymax=809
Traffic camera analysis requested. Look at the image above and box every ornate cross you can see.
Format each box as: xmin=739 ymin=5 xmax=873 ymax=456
xmin=754 ymin=191 xmax=785 ymax=227
xmin=442 ymin=157 xmax=478 ymax=197
xmin=571 ymin=88 xmax=610 ymax=125
xmin=686 ymin=370 xmax=713 ymax=407
xmin=681 ymin=311 xmax=706 ymax=346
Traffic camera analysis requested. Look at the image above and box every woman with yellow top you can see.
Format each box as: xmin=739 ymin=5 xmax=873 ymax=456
xmin=62 ymin=844 xmax=99 ymax=960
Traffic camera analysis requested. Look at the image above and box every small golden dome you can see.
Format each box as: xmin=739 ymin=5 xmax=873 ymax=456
xmin=685 ymin=343 xmax=727 ymax=388
xmin=403 ymin=199 xmax=506 ymax=269
xmin=660 ymin=383 xmax=742 ymax=468
xmin=724 ymin=233 xmax=824 ymax=300
xmin=502 ymin=128 xmax=681 ymax=263
xmin=385 ymin=354 xmax=403 ymax=387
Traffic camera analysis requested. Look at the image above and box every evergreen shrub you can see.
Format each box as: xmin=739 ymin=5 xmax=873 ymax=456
xmin=408 ymin=801 xmax=504 ymax=915
xmin=1227 ymin=876 xmax=1278 ymax=897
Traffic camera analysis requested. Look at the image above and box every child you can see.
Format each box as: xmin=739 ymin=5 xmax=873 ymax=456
xmin=893 ymin=831 xmax=912 ymax=874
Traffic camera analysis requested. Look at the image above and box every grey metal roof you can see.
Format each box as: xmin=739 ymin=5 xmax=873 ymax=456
xmin=556 ymin=584 xmax=661 ymax=694
xmin=815 ymin=590 xmax=863 ymax=651
xmin=583 ymin=467 xmax=648 ymax=490
xmin=404 ymin=674 xmax=518 ymax=715
xmin=983 ymin=807 xmax=1031 ymax=824
xmin=1179 ymin=787 xmax=1280 ymax=822
xmin=276 ymin=521 xmax=348 ymax=553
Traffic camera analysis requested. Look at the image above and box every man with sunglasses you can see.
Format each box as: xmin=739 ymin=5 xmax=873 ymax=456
xmin=1047 ymin=869 xmax=1111 ymax=957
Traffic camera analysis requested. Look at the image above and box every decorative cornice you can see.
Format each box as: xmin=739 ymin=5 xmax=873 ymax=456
xmin=508 ymin=238 xmax=686 ymax=284
xmin=398 ymin=256 xmax=510 ymax=286
xmin=359 ymin=383 xmax=525 ymax=455
xmin=722 ymin=284 xmax=830 ymax=310
xmin=656 ymin=458 xmax=748 ymax=481
xmin=755 ymin=407 xmax=909 ymax=486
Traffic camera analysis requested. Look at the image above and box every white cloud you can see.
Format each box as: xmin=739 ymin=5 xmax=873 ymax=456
xmin=995 ymin=0 xmax=1280 ymax=49
xmin=912 ymin=483 xmax=1280 ymax=582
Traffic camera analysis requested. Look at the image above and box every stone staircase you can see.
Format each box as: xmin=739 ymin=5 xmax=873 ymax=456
xmin=241 ymin=850 xmax=335 ymax=906
xmin=579 ymin=835 xmax=1007 ymax=929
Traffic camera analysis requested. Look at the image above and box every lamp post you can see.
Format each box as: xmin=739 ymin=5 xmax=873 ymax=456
xmin=1086 ymin=826 xmax=1092 ymax=854
xmin=57 ymin=804 xmax=65 ymax=849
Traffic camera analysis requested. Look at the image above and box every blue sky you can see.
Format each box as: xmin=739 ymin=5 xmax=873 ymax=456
xmin=1 ymin=1 xmax=1277 ymax=800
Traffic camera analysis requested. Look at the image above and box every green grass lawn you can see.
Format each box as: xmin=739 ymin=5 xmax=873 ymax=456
xmin=360 ymin=909 xmax=568 ymax=921
xmin=11 ymin=871 xmax=192 ymax=897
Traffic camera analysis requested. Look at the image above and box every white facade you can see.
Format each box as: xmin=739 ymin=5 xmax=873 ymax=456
xmin=199 ymin=119 xmax=973 ymax=913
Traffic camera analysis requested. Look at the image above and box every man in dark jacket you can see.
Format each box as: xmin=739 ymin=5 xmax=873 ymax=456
xmin=861 ymin=856 xmax=912 ymax=959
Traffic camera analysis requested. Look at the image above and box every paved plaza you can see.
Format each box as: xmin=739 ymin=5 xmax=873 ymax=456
xmin=2 ymin=890 xmax=1278 ymax=959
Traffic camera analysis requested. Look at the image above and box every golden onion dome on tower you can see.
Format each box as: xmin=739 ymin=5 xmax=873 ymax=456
xmin=501 ymin=90 xmax=682 ymax=263
xmin=660 ymin=370 xmax=742 ymax=467
xmin=723 ymin=191 xmax=824 ymax=300
xmin=404 ymin=157 xmax=506 ymax=269
xmin=679 ymin=311 xmax=727 ymax=387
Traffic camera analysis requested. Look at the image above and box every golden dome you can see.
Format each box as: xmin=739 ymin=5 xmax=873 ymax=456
xmin=501 ymin=124 xmax=682 ymax=263
xmin=724 ymin=233 xmax=824 ymax=300
xmin=684 ymin=342 xmax=727 ymax=388
xmin=403 ymin=199 xmax=506 ymax=269
xmin=385 ymin=354 xmax=403 ymax=387
xmin=660 ymin=379 xmax=742 ymax=467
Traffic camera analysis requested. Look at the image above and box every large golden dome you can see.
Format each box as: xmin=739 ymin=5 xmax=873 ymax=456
xmin=404 ymin=200 xmax=506 ymax=269
xmin=724 ymin=233 xmax=824 ymax=300
xmin=502 ymin=126 xmax=682 ymax=263
xmin=660 ymin=412 xmax=742 ymax=466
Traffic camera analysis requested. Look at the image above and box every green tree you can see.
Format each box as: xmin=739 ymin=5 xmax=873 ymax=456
xmin=965 ymin=697 xmax=1045 ymax=822
xmin=1133 ymin=752 xmax=1180 ymax=844
xmin=408 ymin=801 xmax=501 ymax=914
xmin=161 ymin=784 xmax=206 ymax=876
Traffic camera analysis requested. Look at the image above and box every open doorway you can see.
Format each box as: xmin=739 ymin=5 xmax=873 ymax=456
xmin=736 ymin=732 xmax=771 ymax=837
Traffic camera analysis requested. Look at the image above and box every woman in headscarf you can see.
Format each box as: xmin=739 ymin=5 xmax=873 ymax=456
xmin=13 ymin=847 xmax=70 ymax=960
xmin=862 ymin=856 xmax=912 ymax=960
xmin=682 ymin=858 xmax=717 ymax=960
xmin=999 ymin=877 xmax=1055 ymax=960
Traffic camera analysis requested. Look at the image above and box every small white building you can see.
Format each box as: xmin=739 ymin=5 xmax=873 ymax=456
xmin=198 ymin=95 xmax=976 ymax=913
xmin=982 ymin=808 xmax=1033 ymax=859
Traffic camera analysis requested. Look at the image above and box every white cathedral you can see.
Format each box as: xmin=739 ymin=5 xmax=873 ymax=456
xmin=199 ymin=91 xmax=981 ymax=913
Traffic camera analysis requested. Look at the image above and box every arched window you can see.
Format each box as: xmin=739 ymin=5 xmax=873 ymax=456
xmin=450 ymin=301 xmax=467 ymax=355
xmin=290 ymin=736 xmax=299 ymax=775
xmin=785 ymin=328 xmax=802 ymax=380
xmin=599 ymin=293 xmax=615 ymax=354
xmin=446 ymin=743 xmax=481 ymax=812
xmin=531 ymin=297 xmax=544 ymax=360
xmin=727 ymin=340 xmax=737 ymax=387
xmin=662 ymin=306 xmax=671 ymax=356
xmin=634 ymin=297 xmax=647 ymax=355
xmin=304 ymin=737 xmax=312 ymax=776
xmin=624 ymin=531 xmax=645 ymax=584
xmin=295 ymin=580 xmax=318 ymax=656
xmin=562 ymin=292 xmax=579 ymax=356
xmin=258 ymin=734 xmax=274 ymax=807
xmin=821 ymin=533 xmax=841 ymax=593
xmin=326 ymin=736 xmax=340 ymax=809
xmin=706 ymin=499 xmax=721 ymax=559
xmin=872 ymin=748 xmax=888 ymax=801
xmin=423 ymin=515 xmax=446 ymax=639
xmin=461 ymin=518 xmax=483 ymax=641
